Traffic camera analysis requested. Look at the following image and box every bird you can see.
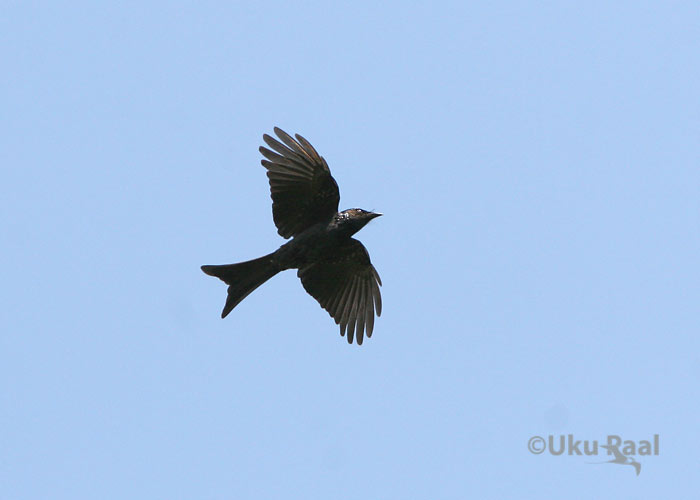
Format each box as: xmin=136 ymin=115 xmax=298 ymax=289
xmin=201 ymin=127 xmax=382 ymax=345
xmin=588 ymin=444 xmax=641 ymax=476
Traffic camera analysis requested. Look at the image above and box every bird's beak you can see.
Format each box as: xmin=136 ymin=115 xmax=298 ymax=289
xmin=368 ymin=212 xmax=383 ymax=219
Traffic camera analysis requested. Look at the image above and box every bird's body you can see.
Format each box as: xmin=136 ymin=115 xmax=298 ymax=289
xmin=275 ymin=216 xmax=354 ymax=268
xmin=201 ymin=128 xmax=382 ymax=345
xmin=587 ymin=445 xmax=641 ymax=476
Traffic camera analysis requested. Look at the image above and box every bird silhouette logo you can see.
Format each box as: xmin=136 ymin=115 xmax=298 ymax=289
xmin=588 ymin=444 xmax=641 ymax=476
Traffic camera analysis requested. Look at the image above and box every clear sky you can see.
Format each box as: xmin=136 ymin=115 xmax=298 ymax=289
xmin=2 ymin=1 xmax=699 ymax=498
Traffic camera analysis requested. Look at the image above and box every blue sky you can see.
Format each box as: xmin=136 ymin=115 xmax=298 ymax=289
xmin=2 ymin=1 xmax=699 ymax=498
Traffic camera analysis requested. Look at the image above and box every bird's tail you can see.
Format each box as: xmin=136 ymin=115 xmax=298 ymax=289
xmin=201 ymin=252 xmax=280 ymax=318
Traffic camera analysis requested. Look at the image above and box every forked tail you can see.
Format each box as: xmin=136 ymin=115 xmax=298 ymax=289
xmin=201 ymin=252 xmax=279 ymax=318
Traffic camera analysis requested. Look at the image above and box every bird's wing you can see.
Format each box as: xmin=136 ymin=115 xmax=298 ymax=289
xmin=297 ymin=238 xmax=382 ymax=345
xmin=632 ymin=461 xmax=641 ymax=475
xmin=603 ymin=445 xmax=626 ymax=461
xmin=260 ymin=127 xmax=340 ymax=238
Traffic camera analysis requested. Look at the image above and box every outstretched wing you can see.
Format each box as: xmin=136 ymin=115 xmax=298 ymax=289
xmin=603 ymin=445 xmax=626 ymax=461
xmin=260 ymin=127 xmax=340 ymax=238
xmin=297 ymin=238 xmax=382 ymax=345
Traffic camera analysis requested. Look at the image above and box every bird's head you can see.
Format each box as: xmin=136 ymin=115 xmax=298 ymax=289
xmin=334 ymin=208 xmax=382 ymax=236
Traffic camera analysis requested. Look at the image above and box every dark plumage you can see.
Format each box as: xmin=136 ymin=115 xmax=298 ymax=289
xmin=201 ymin=128 xmax=382 ymax=344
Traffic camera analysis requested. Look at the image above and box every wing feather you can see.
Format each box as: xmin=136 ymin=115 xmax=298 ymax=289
xmin=260 ymin=128 xmax=340 ymax=238
xmin=297 ymin=239 xmax=382 ymax=345
xmin=364 ymin=279 xmax=375 ymax=338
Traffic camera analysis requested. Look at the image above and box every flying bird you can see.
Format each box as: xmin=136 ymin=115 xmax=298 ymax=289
xmin=201 ymin=128 xmax=382 ymax=345
xmin=588 ymin=445 xmax=641 ymax=476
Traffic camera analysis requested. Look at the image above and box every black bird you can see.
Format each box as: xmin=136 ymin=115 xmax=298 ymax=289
xmin=201 ymin=128 xmax=382 ymax=345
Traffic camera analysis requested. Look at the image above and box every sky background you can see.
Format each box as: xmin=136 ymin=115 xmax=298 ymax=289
xmin=2 ymin=1 xmax=699 ymax=498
